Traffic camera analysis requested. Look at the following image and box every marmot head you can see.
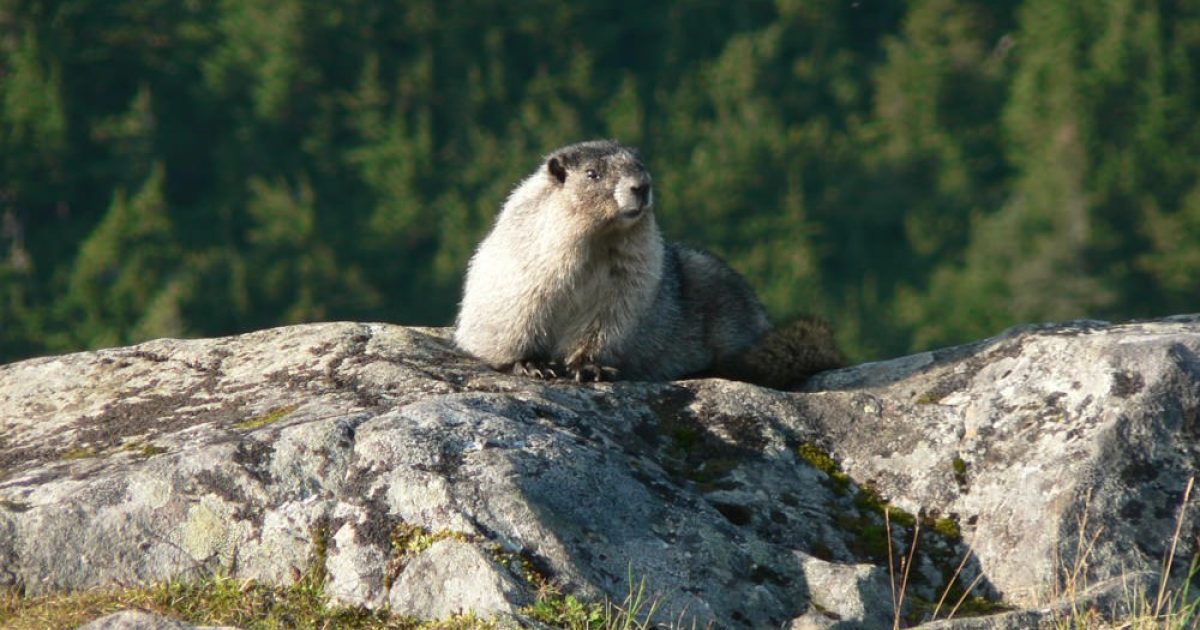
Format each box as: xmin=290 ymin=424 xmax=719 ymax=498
xmin=544 ymin=140 xmax=653 ymax=230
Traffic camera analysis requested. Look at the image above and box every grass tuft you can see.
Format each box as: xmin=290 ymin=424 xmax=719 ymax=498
xmin=0 ymin=521 xmax=491 ymax=629
xmin=61 ymin=446 xmax=98 ymax=460
xmin=0 ymin=575 xmax=429 ymax=630
xmin=522 ymin=570 xmax=663 ymax=630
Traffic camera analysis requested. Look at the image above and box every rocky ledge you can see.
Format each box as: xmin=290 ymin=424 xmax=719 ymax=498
xmin=2 ymin=315 xmax=1199 ymax=628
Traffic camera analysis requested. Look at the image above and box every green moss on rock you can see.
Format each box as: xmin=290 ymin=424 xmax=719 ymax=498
xmin=62 ymin=446 xmax=98 ymax=461
xmin=385 ymin=523 xmax=476 ymax=588
xmin=234 ymin=404 xmax=299 ymax=430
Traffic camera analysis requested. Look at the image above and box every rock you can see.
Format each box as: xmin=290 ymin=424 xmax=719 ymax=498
xmin=791 ymin=553 xmax=894 ymax=628
xmin=78 ymin=610 xmax=237 ymax=630
xmin=388 ymin=539 xmax=530 ymax=619
xmin=0 ymin=316 xmax=1197 ymax=628
xmin=804 ymin=315 xmax=1200 ymax=608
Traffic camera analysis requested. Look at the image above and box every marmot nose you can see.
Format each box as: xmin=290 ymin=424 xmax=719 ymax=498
xmin=631 ymin=184 xmax=651 ymax=206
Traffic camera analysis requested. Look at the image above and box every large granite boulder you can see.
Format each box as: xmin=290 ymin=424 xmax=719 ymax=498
xmin=1 ymin=315 xmax=1197 ymax=628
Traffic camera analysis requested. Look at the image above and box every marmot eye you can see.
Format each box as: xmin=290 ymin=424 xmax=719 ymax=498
xmin=585 ymin=169 xmax=599 ymax=180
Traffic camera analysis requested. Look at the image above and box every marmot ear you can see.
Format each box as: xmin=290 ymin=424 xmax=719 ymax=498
xmin=547 ymin=157 xmax=567 ymax=183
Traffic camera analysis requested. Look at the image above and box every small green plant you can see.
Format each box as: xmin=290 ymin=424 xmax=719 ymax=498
xmin=797 ymin=442 xmax=851 ymax=489
xmin=914 ymin=392 xmax=943 ymax=405
xmin=520 ymin=569 xmax=664 ymax=630
xmin=234 ymin=404 xmax=300 ymax=430
xmin=603 ymin=573 xmax=662 ymax=630
xmin=122 ymin=441 xmax=167 ymax=457
xmin=386 ymin=523 xmax=474 ymax=588
xmin=61 ymin=446 xmax=98 ymax=460
xmin=951 ymin=457 xmax=968 ymax=487
xmin=855 ymin=484 xmax=915 ymax=528
xmin=930 ymin=516 xmax=960 ymax=539
xmin=524 ymin=593 xmax=605 ymax=628
xmin=390 ymin=523 xmax=470 ymax=558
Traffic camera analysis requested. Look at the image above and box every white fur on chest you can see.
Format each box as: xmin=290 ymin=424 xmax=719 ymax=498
xmin=546 ymin=226 xmax=663 ymax=359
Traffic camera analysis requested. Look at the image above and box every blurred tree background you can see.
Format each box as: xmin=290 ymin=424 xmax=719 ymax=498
xmin=1 ymin=0 xmax=1197 ymax=365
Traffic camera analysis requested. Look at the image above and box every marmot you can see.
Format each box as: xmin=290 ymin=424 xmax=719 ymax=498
xmin=453 ymin=140 xmax=841 ymax=387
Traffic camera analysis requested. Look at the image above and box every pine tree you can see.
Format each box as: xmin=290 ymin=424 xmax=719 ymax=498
xmin=0 ymin=209 xmax=40 ymax=361
xmin=0 ymin=22 xmax=66 ymax=205
xmin=1141 ymin=183 xmax=1200 ymax=308
xmin=901 ymin=2 xmax=1118 ymax=349
xmin=0 ymin=0 xmax=1197 ymax=366
xmin=61 ymin=164 xmax=181 ymax=349
xmin=242 ymin=175 xmax=380 ymax=326
xmin=0 ymin=15 xmax=67 ymax=361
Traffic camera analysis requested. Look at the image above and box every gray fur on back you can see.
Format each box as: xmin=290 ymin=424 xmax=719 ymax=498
xmin=620 ymin=244 xmax=771 ymax=380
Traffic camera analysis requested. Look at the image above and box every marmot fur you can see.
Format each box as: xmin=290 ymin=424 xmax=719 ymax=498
xmin=453 ymin=140 xmax=841 ymax=386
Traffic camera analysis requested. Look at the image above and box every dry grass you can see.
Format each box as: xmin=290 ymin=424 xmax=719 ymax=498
xmin=883 ymin=478 xmax=1200 ymax=629
xmin=884 ymin=506 xmax=992 ymax=628
xmin=0 ymin=559 xmax=675 ymax=630
xmin=1051 ymin=478 xmax=1200 ymax=630
xmin=0 ymin=572 xmax=455 ymax=630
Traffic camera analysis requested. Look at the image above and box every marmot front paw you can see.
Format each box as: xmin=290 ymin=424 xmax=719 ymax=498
xmin=509 ymin=360 xmax=562 ymax=379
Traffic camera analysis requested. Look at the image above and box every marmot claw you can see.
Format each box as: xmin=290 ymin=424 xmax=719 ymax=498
xmin=569 ymin=362 xmax=619 ymax=382
xmin=510 ymin=360 xmax=560 ymax=379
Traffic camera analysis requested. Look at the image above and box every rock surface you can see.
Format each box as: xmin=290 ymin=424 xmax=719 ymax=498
xmin=1 ymin=316 xmax=1198 ymax=628
xmin=805 ymin=315 xmax=1200 ymax=607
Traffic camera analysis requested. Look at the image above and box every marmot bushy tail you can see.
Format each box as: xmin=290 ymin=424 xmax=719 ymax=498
xmin=453 ymin=139 xmax=839 ymax=386
xmin=708 ymin=315 xmax=844 ymax=389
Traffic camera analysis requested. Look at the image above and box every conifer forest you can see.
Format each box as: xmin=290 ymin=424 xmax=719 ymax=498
xmin=1 ymin=0 xmax=1198 ymax=364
